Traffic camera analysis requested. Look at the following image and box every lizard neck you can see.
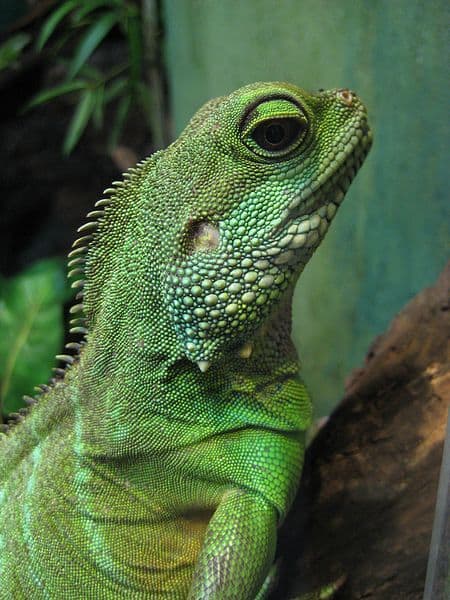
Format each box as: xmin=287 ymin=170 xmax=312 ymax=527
xmin=73 ymin=287 xmax=306 ymax=458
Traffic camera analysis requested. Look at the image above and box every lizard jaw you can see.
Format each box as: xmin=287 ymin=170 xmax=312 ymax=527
xmin=271 ymin=119 xmax=372 ymax=241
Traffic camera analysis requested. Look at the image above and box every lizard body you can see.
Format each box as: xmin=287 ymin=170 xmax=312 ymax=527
xmin=0 ymin=82 xmax=371 ymax=598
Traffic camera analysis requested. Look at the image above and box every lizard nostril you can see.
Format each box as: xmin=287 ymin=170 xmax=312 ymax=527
xmin=337 ymin=89 xmax=353 ymax=106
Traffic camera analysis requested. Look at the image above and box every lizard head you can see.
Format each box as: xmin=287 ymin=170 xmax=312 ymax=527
xmin=163 ymin=82 xmax=372 ymax=371
xmin=73 ymin=82 xmax=371 ymax=376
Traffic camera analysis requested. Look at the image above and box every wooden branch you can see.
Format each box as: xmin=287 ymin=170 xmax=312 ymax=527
xmin=275 ymin=262 xmax=449 ymax=599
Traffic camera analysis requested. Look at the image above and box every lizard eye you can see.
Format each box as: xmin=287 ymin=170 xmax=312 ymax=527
xmin=241 ymin=97 xmax=308 ymax=158
xmin=252 ymin=118 xmax=305 ymax=152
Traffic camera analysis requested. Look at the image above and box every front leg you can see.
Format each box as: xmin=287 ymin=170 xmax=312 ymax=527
xmin=188 ymin=488 xmax=277 ymax=599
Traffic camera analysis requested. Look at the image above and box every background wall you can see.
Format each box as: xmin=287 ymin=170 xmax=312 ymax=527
xmin=163 ymin=0 xmax=448 ymax=414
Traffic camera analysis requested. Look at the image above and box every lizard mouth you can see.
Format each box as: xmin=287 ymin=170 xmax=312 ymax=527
xmin=233 ymin=121 xmax=372 ymax=283
xmin=268 ymin=119 xmax=373 ymax=257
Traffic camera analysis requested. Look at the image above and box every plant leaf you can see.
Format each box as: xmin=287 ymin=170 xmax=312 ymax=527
xmin=0 ymin=33 xmax=31 ymax=71
xmin=67 ymin=11 xmax=118 ymax=80
xmin=73 ymin=0 xmax=121 ymax=24
xmin=63 ymin=88 xmax=96 ymax=154
xmin=77 ymin=62 xmax=103 ymax=82
xmin=0 ymin=259 xmax=69 ymax=416
xmin=37 ymin=0 xmax=78 ymax=51
xmin=24 ymin=80 xmax=87 ymax=111
xmin=104 ymin=76 xmax=127 ymax=103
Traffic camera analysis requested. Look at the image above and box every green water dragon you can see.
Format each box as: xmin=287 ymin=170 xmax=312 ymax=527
xmin=0 ymin=81 xmax=372 ymax=598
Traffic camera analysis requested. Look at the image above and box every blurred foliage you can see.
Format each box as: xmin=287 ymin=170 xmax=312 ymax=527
xmin=0 ymin=258 xmax=71 ymax=418
xmin=0 ymin=32 xmax=31 ymax=71
xmin=24 ymin=0 xmax=152 ymax=154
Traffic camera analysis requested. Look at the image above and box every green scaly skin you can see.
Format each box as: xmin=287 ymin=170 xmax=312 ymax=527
xmin=0 ymin=82 xmax=371 ymax=598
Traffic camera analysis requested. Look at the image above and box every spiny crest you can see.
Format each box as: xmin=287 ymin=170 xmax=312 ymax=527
xmin=1 ymin=162 xmax=146 ymax=436
xmin=66 ymin=166 xmax=146 ymax=336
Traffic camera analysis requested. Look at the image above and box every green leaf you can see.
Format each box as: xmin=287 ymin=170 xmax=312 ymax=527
xmin=73 ymin=0 xmax=121 ymax=24
xmin=77 ymin=62 xmax=103 ymax=82
xmin=108 ymin=92 xmax=131 ymax=150
xmin=67 ymin=11 xmax=118 ymax=80
xmin=0 ymin=259 xmax=69 ymax=416
xmin=63 ymin=88 xmax=96 ymax=154
xmin=0 ymin=33 xmax=31 ymax=71
xmin=104 ymin=76 xmax=127 ymax=103
xmin=24 ymin=80 xmax=87 ymax=111
xmin=37 ymin=0 xmax=77 ymax=51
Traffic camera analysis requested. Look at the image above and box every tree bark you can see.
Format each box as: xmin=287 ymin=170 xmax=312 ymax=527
xmin=275 ymin=263 xmax=449 ymax=599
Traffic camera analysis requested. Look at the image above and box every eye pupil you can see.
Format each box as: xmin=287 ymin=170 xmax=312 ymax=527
xmin=265 ymin=123 xmax=285 ymax=145
xmin=251 ymin=117 xmax=305 ymax=153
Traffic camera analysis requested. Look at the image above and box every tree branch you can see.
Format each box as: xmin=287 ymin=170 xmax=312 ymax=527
xmin=276 ymin=262 xmax=449 ymax=599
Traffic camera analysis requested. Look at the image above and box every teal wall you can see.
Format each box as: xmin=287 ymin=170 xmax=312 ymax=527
xmin=162 ymin=1 xmax=449 ymax=414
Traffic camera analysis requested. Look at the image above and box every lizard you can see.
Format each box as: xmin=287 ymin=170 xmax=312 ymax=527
xmin=0 ymin=81 xmax=372 ymax=599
